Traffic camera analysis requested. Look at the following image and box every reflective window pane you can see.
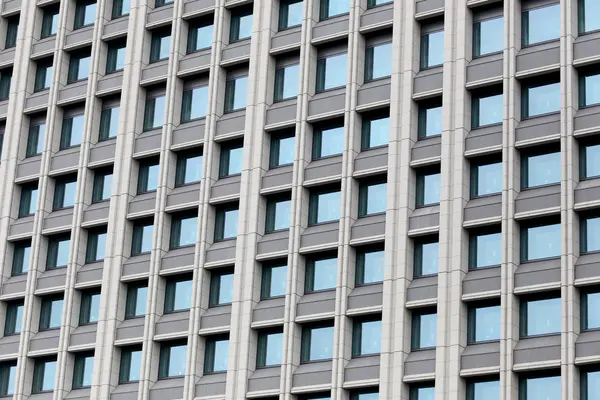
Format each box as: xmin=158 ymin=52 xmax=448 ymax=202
xmin=167 ymin=345 xmax=187 ymax=376
xmin=173 ymin=280 xmax=193 ymax=310
xmin=271 ymin=135 xmax=295 ymax=167
xmin=524 ymin=82 xmax=560 ymax=117
xmin=416 ymin=240 xmax=438 ymax=276
xmin=128 ymin=350 xmax=143 ymax=382
xmin=418 ymin=172 xmax=441 ymax=206
xmin=159 ymin=35 xmax=171 ymax=59
xmin=357 ymin=320 xmax=381 ymax=355
xmin=523 ymin=4 xmax=560 ymax=46
xmin=272 ymin=199 xmax=291 ymax=231
xmin=471 ymin=380 xmax=500 ymax=400
xmin=56 ymin=238 xmax=71 ymax=267
xmin=231 ymin=76 xmax=248 ymax=110
xmin=584 ymin=144 xmax=600 ymax=179
xmin=412 ymin=386 xmax=435 ymax=400
xmin=310 ymin=257 xmax=337 ymax=291
xmin=321 ymin=0 xmax=349 ymax=19
xmin=363 ymin=115 xmax=389 ymax=149
xmin=319 ymin=53 xmax=347 ymax=91
xmin=49 ymin=299 xmax=64 ymax=328
xmin=191 ymin=23 xmax=213 ymax=50
xmin=474 ymin=17 xmax=503 ymax=56
xmin=280 ymin=0 xmax=303 ymax=29
xmin=414 ymin=312 xmax=437 ymax=349
xmin=189 ymin=86 xmax=209 ymax=119
xmin=316 ymin=125 xmax=344 ymax=158
xmin=419 ymin=104 xmax=442 ymax=138
xmin=471 ymin=305 xmax=500 ymax=342
xmin=368 ymin=43 xmax=392 ymax=80
xmin=581 ymin=0 xmax=600 ymax=33
xmin=40 ymin=360 xmax=57 ymax=392
xmin=315 ymin=191 xmax=341 ymax=223
xmin=275 ymin=64 xmax=299 ymax=101
xmin=217 ymin=273 xmax=234 ymax=304
xmin=584 ymin=217 xmax=600 ymax=253
xmin=474 ymin=93 xmax=503 ymax=127
xmin=585 ymin=370 xmax=600 ymax=400
xmin=584 ymin=292 xmax=600 ymax=329
xmin=359 ymin=249 xmax=384 ymax=284
xmin=307 ymin=325 xmax=334 ymax=361
xmin=525 ymin=297 xmax=561 ymax=336
xmin=421 ymin=30 xmax=444 ymax=68
xmin=472 ymin=161 xmax=502 ymax=197
xmin=262 ymin=332 xmax=283 ymax=366
xmin=472 ymin=232 xmax=501 ymax=268
xmin=523 ymin=376 xmax=561 ymax=400
xmin=362 ymin=182 xmax=386 ymax=215
xmin=582 ymin=73 xmax=600 ymax=107
xmin=263 ymin=264 xmax=287 ymax=298
xmin=141 ymin=225 xmax=154 ymax=253
xmin=151 ymin=95 xmax=166 ymax=129
xmin=524 ymin=223 xmax=561 ymax=261
xmin=212 ymin=339 xmax=229 ymax=372
xmin=524 ymin=152 xmax=560 ymax=188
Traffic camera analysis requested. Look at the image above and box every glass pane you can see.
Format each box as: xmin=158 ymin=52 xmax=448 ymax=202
xmin=283 ymin=1 xmax=303 ymax=28
xmin=366 ymin=116 xmax=389 ymax=148
xmin=326 ymin=0 xmax=349 ymax=18
xmin=414 ymin=386 xmax=435 ymax=400
xmin=44 ymin=67 xmax=53 ymax=89
xmin=474 ymin=232 xmax=501 ymax=267
xmin=587 ymin=371 xmax=600 ymax=399
xmin=323 ymin=54 xmax=347 ymax=90
xmin=586 ymin=292 xmax=600 ymax=329
xmin=474 ymin=305 xmax=500 ymax=342
xmin=173 ymin=280 xmax=193 ymax=310
xmin=526 ymin=297 xmax=561 ymax=336
xmin=309 ymin=326 xmax=334 ymax=360
xmin=360 ymin=320 xmax=381 ymax=354
xmin=82 ymin=356 xmax=94 ymax=386
xmin=424 ymin=30 xmax=444 ymax=67
xmin=49 ymin=300 xmax=63 ymax=328
xmin=184 ymin=155 xmax=203 ymax=183
xmin=213 ymin=339 xmax=229 ymax=371
xmin=37 ymin=124 xmax=47 ymax=153
xmin=21 ymin=246 xmax=31 ymax=273
xmin=472 ymin=380 xmax=499 ymax=400
xmin=355 ymin=392 xmax=378 ymax=400
xmin=129 ymin=350 xmax=143 ymax=381
xmin=159 ymin=35 xmax=171 ymax=59
xmin=108 ymin=107 xmax=120 ymax=137
xmin=312 ymin=257 xmax=337 ymax=291
xmin=194 ymin=24 xmax=213 ymax=50
xmin=223 ymin=209 xmax=239 ymax=239
xmin=476 ymin=17 xmax=503 ymax=56
xmin=268 ymin=265 xmax=287 ymax=297
xmin=275 ymin=136 xmax=295 ymax=165
xmin=237 ymin=14 xmax=253 ymax=40
xmin=141 ymin=225 xmax=154 ymax=253
xmin=264 ymin=332 xmax=283 ymax=366
xmin=83 ymin=3 xmax=96 ymax=25
xmin=62 ymin=181 xmax=77 ymax=208
xmin=101 ymin=173 xmax=113 ymax=200
xmin=582 ymin=0 xmax=600 ymax=33
xmin=371 ymin=43 xmax=392 ymax=79
xmin=585 ymin=144 xmax=600 ymax=178
xmin=474 ymin=162 xmax=502 ymax=196
xmin=190 ymin=86 xmax=209 ymax=119
xmin=526 ymin=82 xmax=560 ymax=117
xmin=152 ymin=96 xmax=166 ymax=128
xmin=70 ymin=114 xmax=85 ymax=146
xmin=362 ymin=249 xmax=384 ymax=284
xmin=418 ymin=313 xmax=437 ymax=348
xmin=477 ymin=94 xmax=503 ymax=126
xmin=526 ymin=152 xmax=560 ymax=187
xmin=422 ymin=172 xmax=441 ymax=205
xmin=41 ymin=361 xmax=57 ymax=391
xmin=232 ymin=77 xmax=248 ymax=110
xmin=419 ymin=241 xmax=438 ymax=275
xmin=526 ymin=224 xmax=560 ymax=260
xmin=365 ymin=183 xmax=386 ymax=214
xmin=95 ymin=232 xmax=107 ymax=260
xmin=225 ymin=146 xmax=243 ymax=175
xmin=281 ymin=64 xmax=299 ymax=100
xmin=167 ymin=345 xmax=187 ymax=376
xmin=77 ymin=56 xmax=91 ymax=80
xmin=584 ymin=73 xmax=600 ymax=106
xmin=421 ymin=105 xmax=442 ymax=137
xmin=51 ymin=13 xmax=60 ymax=35
xmin=217 ymin=273 xmax=234 ymax=304
xmin=56 ymin=239 xmax=70 ymax=267
xmin=525 ymin=4 xmax=560 ymax=45
xmin=316 ymin=191 xmax=341 ymax=222
xmin=115 ymin=47 xmax=126 ymax=70
xmin=6 ymin=364 xmax=16 ymax=395
xmin=179 ymin=217 xmax=198 ymax=246
xmin=525 ymin=376 xmax=560 ymax=400
xmin=273 ymin=199 xmax=291 ymax=230
xmin=147 ymin=164 xmax=160 ymax=191
xmin=88 ymin=293 xmax=101 ymax=323
xmin=319 ymin=125 xmax=344 ymax=157
xmin=134 ymin=286 xmax=148 ymax=316
xmin=14 ymin=305 xmax=24 ymax=333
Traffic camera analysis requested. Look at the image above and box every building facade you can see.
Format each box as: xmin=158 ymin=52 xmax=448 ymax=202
xmin=0 ymin=0 xmax=599 ymax=398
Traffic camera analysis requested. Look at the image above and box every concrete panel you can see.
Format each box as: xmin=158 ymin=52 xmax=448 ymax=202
xmin=122 ymin=254 xmax=152 ymax=277
xmin=515 ymin=258 xmax=561 ymax=288
xmin=50 ymin=148 xmax=80 ymax=172
xmin=313 ymin=15 xmax=349 ymax=41
xmin=271 ymin=26 xmax=302 ymax=51
xmin=413 ymin=67 xmax=443 ymax=95
xmin=180 ymin=49 xmax=211 ymax=74
xmin=360 ymin=2 xmax=393 ymax=28
xmin=515 ymin=184 xmax=560 ymax=214
xmin=58 ymin=80 xmax=88 ymax=103
xmin=43 ymin=208 xmax=74 ymax=231
xmin=407 ymin=276 xmax=438 ymax=302
xmin=297 ymin=290 xmax=336 ymax=317
xmin=463 ymin=195 xmax=502 ymax=223
xmin=305 ymin=156 xmax=343 ymax=181
xmin=411 ymin=136 xmax=441 ymax=162
xmin=574 ymin=104 xmax=600 ymax=133
xmin=575 ymin=252 xmax=600 ymax=281
xmin=515 ymin=113 xmax=560 ymax=143
xmin=409 ymin=207 xmax=440 ymax=231
xmin=573 ymin=31 xmax=600 ymax=62
xmin=266 ymin=99 xmax=297 ymax=127
xmin=194 ymin=373 xmax=226 ymax=398
xmin=103 ymin=16 xmax=129 ymax=38
xmin=516 ymin=41 xmax=560 ymax=73
xmin=513 ymin=335 xmax=561 ymax=365
xmin=200 ymin=305 xmax=232 ymax=329
xmin=66 ymin=388 xmax=92 ymax=399
xmin=70 ymin=324 xmax=97 ymax=347
xmin=9 ymin=216 xmax=35 ymax=238
xmin=253 ymin=297 xmax=285 ymax=322
xmin=0 ymin=100 xmax=8 ymax=117
xmin=155 ymin=311 xmax=190 ymax=336
xmin=461 ymin=342 xmax=500 ymax=370
xmin=111 ymin=383 xmax=140 ymax=400
xmin=416 ymin=0 xmax=444 ymax=14
xmin=31 ymin=37 xmax=56 ymax=58
xmin=76 ymin=261 xmax=104 ymax=284
xmin=172 ymin=118 xmax=206 ymax=146
xmin=248 ymin=367 xmax=281 ymax=393
xmin=300 ymin=222 xmax=340 ymax=249
xmin=37 ymin=268 xmax=67 ymax=290
xmin=2 ymin=0 xmax=20 ymax=14
xmin=575 ymin=178 xmax=600 ymax=205
xmin=166 ymin=184 xmax=200 ymax=208
xmin=25 ymin=91 xmax=49 ymax=111
xmin=462 ymin=266 xmax=501 ymax=296
xmin=183 ymin=0 xmax=215 ymax=14
xmin=16 ymin=157 xmax=41 ymax=179
xmin=83 ymin=202 xmax=110 ymax=225
xmin=466 ymin=54 xmax=503 ymax=84
xmin=262 ymin=165 xmax=293 ymax=191
xmin=0 ymin=335 xmax=20 ymax=356
xmin=211 ymin=175 xmax=241 ymax=199
xmin=147 ymin=4 xmax=173 ymax=25
xmin=65 ymin=26 xmax=94 ymax=48
xmin=354 ymin=146 xmax=388 ymax=173
xmin=29 ymin=330 xmax=60 ymax=353
xmin=257 ymin=230 xmax=289 ymax=257
xmin=161 ymin=246 xmax=195 ymax=272
xmin=344 ymin=355 xmax=380 ymax=382
xmin=404 ymin=349 xmax=436 ymax=376
xmin=575 ymin=330 xmax=600 ymax=359
xmin=222 ymin=40 xmax=251 ymax=63
xmin=216 ymin=110 xmax=246 ymax=136
xmin=134 ymin=131 xmax=162 ymax=154
xmin=97 ymin=72 xmax=123 ymax=94
xmin=2 ymin=274 xmax=28 ymax=296
xmin=205 ymin=239 xmax=237 ymax=263
xmin=351 ymin=214 xmax=386 ymax=241
xmin=90 ymin=139 xmax=117 ymax=164
xmin=141 ymin=60 xmax=169 ymax=83
xmin=292 ymin=361 xmax=332 ymax=389
xmin=149 ymin=378 xmax=184 ymax=400
xmin=357 ymin=78 xmax=391 ymax=108
xmin=116 ymin=318 xmax=145 ymax=341
xmin=0 ymin=48 xmax=15 ymax=66
xmin=347 ymin=283 xmax=383 ymax=310
xmin=308 ymin=89 xmax=345 ymax=118
xmin=465 ymin=124 xmax=502 ymax=153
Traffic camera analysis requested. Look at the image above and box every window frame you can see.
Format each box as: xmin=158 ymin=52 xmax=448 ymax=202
xmin=278 ymin=0 xmax=303 ymax=30
xmin=471 ymin=87 xmax=503 ymax=129
xmin=581 ymin=290 xmax=600 ymax=331
xmin=59 ymin=114 xmax=84 ymax=150
xmin=420 ymin=28 xmax=444 ymax=70
xmin=467 ymin=301 xmax=501 ymax=344
xmin=105 ymin=40 xmax=126 ymax=74
xmin=72 ymin=351 xmax=94 ymax=389
xmin=311 ymin=120 xmax=345 ymax=160
xmin=472 ymin=15 xmax=504 ymax=58
xmin=415 ymin=165 xmax=441 ymax=207
xmin=265 ymin=192 xmax=292 ymax=233
xmin=32 ymin=357 xmax=57 ymax=394
xmin=175 ymin=148 xmax=203 ymax=186
xmin=18 ymin=182 xmax=38 ymax=217
xmin=466 ymin=377 xmax=501 ymax=400
xmin=214 ymin=203 xmax=239 ymax=241
xmin=260 ymin=261 xmax=287 ymax=300
xmin=519 ymin=218 xmax=561 ymax=263
xmin=204 ymin=335 xmax=229 ymax=374
xmin=229 ymin=7 xmax=253 ymax=43
xmin=53 ymin=176 xmax=77 ymax=210
xmin=308 ymin=185 xmax=341 ymax=226
xmin=468 ymin=225 xmax=502 ymax=270
xmin=319 ymin=0 xmax=349 ymax=21
xmin=351 ymin=315 xmax=382 ymax=357
xmin=39 ymin=296 xmax=63 ymax=331
xmin=579 ymin=69 xmax=600 ymax=109
xmin=85 ymin=227 xmax=107 ymax=263
xmin=4 ymin=17 xmax=19 ymax=49
xmin=361 ymin=109 xmax=390 ymax=151
xmin=169 ymin=212 xmax=198 ymax=250
xmin=358 ymin=176 xmax=387 ymax=217
xmin=417 ymin=98 xmax=443 ymax=139
xmin=186 ymin=18 xmax=213 ymax=53
xmin=223 ymin=75 xmax=248 ymax=113
xmin=41 ymin=7 xmax=60 ymax=39
xmin=413 ymin=236 xmax=439 ymax=278
xmin=46 ymin=234 xmax=70 ymax=270
xmin=355 ymin=244 xmax=385 ymax=286
xmin=300 ymin=321 xmax=335 ymax=363
xmin=149 ymin=30 xmax=171 ymax=63
xmin=181 ymin=85 xmax=209 ymax=122
xmin=520 ymin=146 xmax=561 ymax=190
xmin=158 ymin=341 xmax=187 ymax=379
xmin=124 ymin=281 xmax=148 ymax=319
xmin=0 ymin=360 xmax=17 ymax=397
xmin=304 ymin=252 xmax=338 ymax=293
xmin=411 ymin=308 xmax=437 ymax=350
xmin=4 ymin=301 xmax=24 ymax=336
xmin=273 ymin=63 xmax=299 ymax=102
xmin=364 ymin=41 xmax=392 ymax=82
xmin=521 ymin=76 xmax=561 ymax=119
xmin=11 ymin=240 xmax=31 ymax=276
xmin=164 ymin=275 xmax=193 ymax=313
xmin=519 ymin=293 xmax=561 ymax=338
xmin=521 ymin=3 xmax=560 ymax=47
xmin=208 ymin=268 xmax=235 ymax=307
xmin=131 ymin=220 xmax=154 ymax=256
xmin=581 ymin=366 xmax=600 ymax=400
xmin=315 ymin=53 xmax=347 ymax=93
xmin=218 ymin=140 xmax=243 ymax=178
xmin=143 ymin=94 xmax=165 ymax=132
xmin=470 ymin=156 xmax=503 ymax=199
xmin=34 ymin=61 xmax=52 ymax=92
xmin=269 ymin=130 xmax=295 ymax=168
xmin=67 ymin=51 xmax=91 ymax=84
xmin=137 ymin=158 xmax=160 ymax=194
xmin=73 ymin=0 xmax=96 ymax=30
xmin=92 ymin=168 xmax=113 ymax=203
xmin=518 ymin=373 xmax=561 ymax=400
xmin=26 ymin=121 xmax=46 ymax=157
xmin=112 ymin=0 xmax=130 ymax=19
xmin=256 ymin=327 xmax=284 ymax=368
xmin=118 ymin=345 xmax=143 ymax=384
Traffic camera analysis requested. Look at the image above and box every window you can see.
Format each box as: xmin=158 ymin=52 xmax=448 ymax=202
xmin=316 ymin=53 xmax=347 ymax=92
xmin=41 ymin=7 xmax=60 ymax=38
xmin=414 ymin=237 xmax=439 ymax=277
xmin=312 ymin=121 xmax=344 ymax=159
xmin=158 ymin=342 xmax=187 ymax=378
xmin=4 ymin=301 xmax=24 ymax=335
xmin=170 ymin=213 xmax=197 ymax=249
xmin=155 ymin=0 xmax=173 ymax=7
xmin=416 ymin=167 xmax=441 ymax=207
xmin=72 ymin=352 xmax=94 ymax=388
xmin=265 ymin=194 xmax=292 ymax=232
xmin=582 ymin=215 xmax=600 ymax=253
xmin=361 ymin=111 xmax=389 ymax=150
xmin=125 ymin=282 xmax=147 ymax=318
xmin=119 ymin=346 xmax=142 ymax=383
xmin=34 ymin=60 xmax=53 ymax=92
xmin=520 ymin=296 xmax=561 ymax=337
xmin=411 ymin=310 xmax=437 ymax=349
xmin=143 ymin=94 xmax=166 ymax=131
xmin=175 ymin=150 xmax=203 ymax=186
xmin=112 ymin=0 xmax=131 ymax=18
xmin=365 ymin=42 xmax=392 ymax=81
xmin=224 ymin=75 xmax=248 ymax=112
xmin=473 ymin=16 xmax=503 ymax=57
xmin=18 ymin=182 xmax=38 ymax=217
xmin=0 ymin=361 xmax=17 ymax=397
xmin=420 ymin=29 xmax=444 ymax=69
xmin=0 ymin=68 xmax=11 ymax=101
xmin=230 ymin=7 xmax=253 ymax=42
xmin=92 ymin=169 xmax=113 ymax=202
xmin=5 ymin=17 xmax=19 ymax=49
xmin=580 ymin=142 xmax=600 ymax=179
xmin=74 ymin=0 xmax=96 ymax=29
xmin=257 ymin=329 xmax=283 ymax=367
xmin=522 ymin=4 xmax=560 ymax=46
xmin=106 ymin=40 xmax=126 ymax=73
xmin=521 ymin=221 xmax=561 ymax=261
xmin=219 ymin=141 xmax=243 ymax=177
xmin=308 ymin=186 xmax=341 ymax=225
xmin=581 ymin=291 xmax=600 ymax=330
xmin=472 ymin=91 xmax=503 ymax=128
xmin=85 ymin=229 xmax=107 ymax=263
xmin=209 ymin=269 xmax=234 ymax=306
xmin=12 ymin=241 xmax=31 ymax=275
xmin=27 ymin=122 xmax=46 ymax=157
xmin=60 ymin=113 xmax=84 ymax=149
xmin=319 ymin=0 xmax=349 ymax=20
xmin=279 ymin=0 xmax=302 ymax=30
xmin=580 ymin=71 xmax=600 ymax=108
xmin=164 ymin=275 xmax=193 ymax=312
xmin=469 ymin=229 xmax=501 ymax=269
xmin=131 ymin=220 xmax=154 ymax=256
xmin=46 ymin=235 xmax=70 ymax=269
xmin=358 ymin=179 xmax=386 ymax=216
xmin=352 ymin=317 xmax=381 ymax=356
xmin=67 ymin=52 xmax=91 ymax=83
xmin=521 ymin=149 xmax=560 ymax=188
xmin=470 ymin=159 xmax=502 ymax=198
xmin=39 ymin=296 xmax=64 ymax=330
xmin=53 ymin=175 xmax=77 ymax=209
xmin=181 ymin=85 xmax=209 ymax=121
xmin=409 ymin=386 xmax=435 ymax=400
xmin=468 ymin=303 xmax=500 ymax=343
xmin=466 ymin=378 xmax=500 ymax=400
xmin=32 ymin=358 xmax=57 ymax=393
xmin=274 ymin=63 xmax=299 ymax=101
xmin=418 ymin=99 xmax=442 ymax=138
xmin=350 ymin=389 xmax=379 ymax=400
xmin=204 ymin=336 xmax=229 ymax=373
xmin=519 ymin=375 xmax=560 ymax=400
xmin=356 ymin=246 xmax=384 ymax=285
xmin=214 ymin=204 xmax=239 ymax=241
xmin=269 ymin=131 xmax=295 ymax=167
xmin=79 ymin=290 xmax=100 ymax=325
xmin=99 ymin=105 xmax=120 ymax=140
xmin=149 ymin=30 xmax=171 ymax=62
xmin=301 ymin=323 xmax=334 ymax=362
xmin=581 ymin=368 xmax=600 ymax=400
xmin=522 ymin=79 xmax=560 ymax=118
xmin=305 ymin=254 xmax=337 ymax=292
xmin=261 ymin=262 xmax=287 ymax=299
xmin=579 ymin=0 xmax=600 ymax=34
xmin=137 ymin=158 xmax=160 ymax=194
xmin=187 ymin=19 xmax=213 ymax=52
